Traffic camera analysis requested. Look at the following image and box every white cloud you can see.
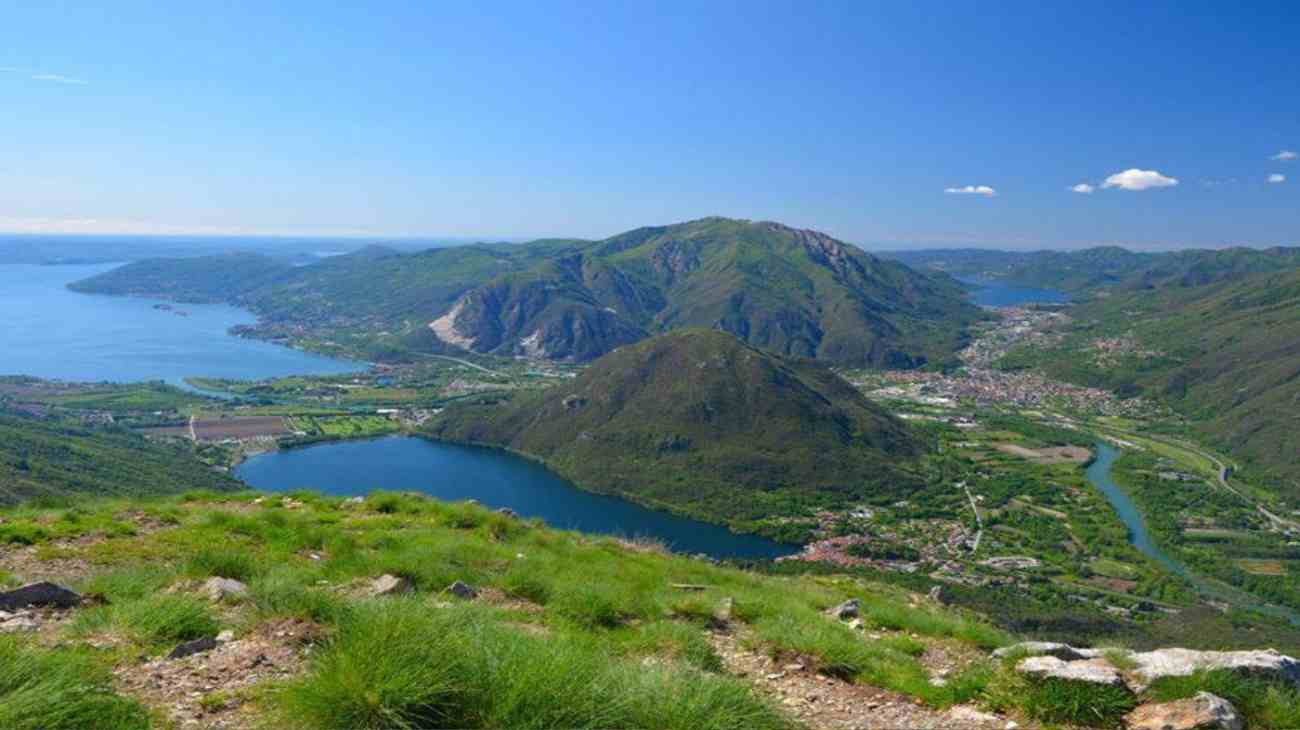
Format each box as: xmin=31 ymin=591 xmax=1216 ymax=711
xmin=1271 ymin=150 xmax=1297 ymax=161
xmin=944 ymin=185 xmax=997 ymax=197
xmin=1101 ymin=168 xmax=1179 ymax=191
xmin=1069 ymin=183 xmax=1095 ymax=194
xmin=0 ymin=67 xmax=88 ymax=85
xmin=1269 ymin=173 xmax=1286 ymax=184
xmin=29 ymin=73 xmax=87 ymax=85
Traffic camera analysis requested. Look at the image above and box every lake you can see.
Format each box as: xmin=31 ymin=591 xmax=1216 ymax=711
xmin=235 ymin=436 xmax=794 ymax=560
xmin=0 ymin=264 xmax=362 ymax=386
xmin=959 ymin=277 xmax=1070 ymax=306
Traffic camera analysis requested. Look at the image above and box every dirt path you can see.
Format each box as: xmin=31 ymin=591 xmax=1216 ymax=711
xmin=708 ymin=630 xmax=1013 ymax=730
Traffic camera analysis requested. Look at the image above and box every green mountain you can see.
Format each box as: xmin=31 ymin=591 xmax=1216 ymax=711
xmin=71 ymin=218 xmax=983 ymax=367
xmin=0 ymin=412 xmax=239 ymax=505
xmin=887 ymin=246 xmax=1300 ymax=294
xmin=999 ymin=267 xmax=1300 ymax=494
xmin=426 ymin=329 xmax=926 ymax=535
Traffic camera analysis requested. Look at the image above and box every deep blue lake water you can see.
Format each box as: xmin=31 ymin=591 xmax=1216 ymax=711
xmin=235 ymin=436 xmax=794 ymax=560
xmin=0 ymin=264 xmax=362 ymax=386
xmin=960 ymin=277 xmax=1070 ymax=306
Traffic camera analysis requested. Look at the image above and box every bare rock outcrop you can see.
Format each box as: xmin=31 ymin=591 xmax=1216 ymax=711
xmin=1125 ymin=692 xmax=1243 ymax=730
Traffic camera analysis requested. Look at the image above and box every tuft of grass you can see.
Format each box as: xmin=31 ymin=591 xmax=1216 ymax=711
xmin=275 ymin=599 xmax=791 ymax=730
xmin=115 ymin=595 xmax=220 ymax=646
xmin=983 ymin=667 xmax=1136 ymax=728
xmin=1146 ymin=669 xmax=1300 ymax=729
xmin=0 ymin=636 xmax=150 ymax=730
xmin=249 ymin=566 xmax=349 ymax=624
xmin=185 ymin=545 xmax=260 ymax=582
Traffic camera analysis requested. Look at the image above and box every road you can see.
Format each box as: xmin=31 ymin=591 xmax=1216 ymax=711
xmin=414 ymin=353 xmax=502 ymax=376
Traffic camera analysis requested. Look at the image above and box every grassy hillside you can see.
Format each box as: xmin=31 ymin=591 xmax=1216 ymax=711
xmin=71 ymin=218 xmax=984 ymax=368
xmin=5 ymin=491 xmax=1299 ymax=729
xmin=0 ymin=413 xmax=239 ymax=506
xmin=997 ymin=268 xmax=1300 ymax=496
xmin=426 ymin=330 xmax=926 ymax=538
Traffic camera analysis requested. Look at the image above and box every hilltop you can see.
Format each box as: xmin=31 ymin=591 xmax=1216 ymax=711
xmin=426 ymin=329 xmax=925 ymax=537
xmin=70 ymin=218 xmax=984 ymax=368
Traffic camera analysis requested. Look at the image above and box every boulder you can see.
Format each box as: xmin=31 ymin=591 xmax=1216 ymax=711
xmin=168 ymin=636 xmax=218 ymax=660
xmin=1129 ymin=648 xmax=1300 ymax=689
xmin=370 ymin=574 xmax=413 ymax=597
xmin=447 ymin=580 xmax=478 ymax=599
xmin=1016 ymin=656 xmax=1127 ymax=687
xmin=1125 ymin=692 xmax=1243 ymax=730
xmin=829 ymin=598 xmax=860 ymax=620
xmin=202 ymin=577 xmax=249 ymax=602
xmin=495 ymin=507 xmax=518 ymax=518
xmin=993 ymin=641 xmax=1089 ymax=661
xmin=0 ymin=582 xmax=82 ymax=611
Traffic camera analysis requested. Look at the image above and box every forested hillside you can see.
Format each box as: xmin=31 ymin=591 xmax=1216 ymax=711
xmin=0 ymin=413 xmax=238 ymax=505
xmin=71 ymin=218 xmax=983 ymax=368
xmin=427 ymin=329 xmax=926 ymax=537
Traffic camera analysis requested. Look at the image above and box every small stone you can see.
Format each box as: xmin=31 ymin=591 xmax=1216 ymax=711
xmin=1125 ymin=692 xmax=1243 ymax=730
xmin=343 ymin=496 xmax=365 ymax=506
xmin=201 ymin=577 xmax=248 ymax=602
xmin=784 ymin=663 xmax=805 ymax=672
xmin=993 ymin=641 xmax=1088 ymax=661
xmin=168 ymin=636 xmax=218 ymax=660
xmin=0 ymin=582 xmax=82 ymax=611
xmin=714 ymin=597 xmax=735 ymax=623
xmin=447 ymin=580 xmax=478 ymax=599
xmin=765 ymin=672 xmax=786 ymax=680
xmin=928 ymin=585 xmax=945 ymax=604
xmin=215 ymin=630 xmax=235 ymax=643
xmin=829 ymin=598 xmax=860 ymax=620
xmin=496 ymin=507 xmax=518 ymax=518
xmin=848 ymin=618 xmax=864 ymax=630
xmin=370 ymin=574 xmax=412 ymax=596
xmin=1005 ymin=722 xmax=1019 ymax=730
xmin=0 ymin=616 xmax=39 ymax=633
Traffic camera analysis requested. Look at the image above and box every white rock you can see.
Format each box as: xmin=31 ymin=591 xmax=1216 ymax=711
xmin=993 ymin=641 xmax=1088 ymax=661
xmin=370 ymin=574 xmax=413 ymax=596
xmin=1016 ymin=655 xmax=1127 ymax=687
xmin=202 ymin=577 xmax=248 ymax=602
xmin=1125 ymin=691 xmax=1243 ymax=730
xmin=1129 ymin=648 xmax=1300 ymax=688
xmin=215 ymin=630 xmax=235 ymax=643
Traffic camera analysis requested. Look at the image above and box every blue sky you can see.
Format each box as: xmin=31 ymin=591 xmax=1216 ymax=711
xmin=2 ymin=1 xmax=1296 ymax=249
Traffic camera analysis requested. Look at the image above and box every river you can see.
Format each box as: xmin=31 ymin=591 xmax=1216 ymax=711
xmin=1085 ymin=441 xmax=1300 ymax=624
xmin=234 ymin=436 xmax=793 ymax=560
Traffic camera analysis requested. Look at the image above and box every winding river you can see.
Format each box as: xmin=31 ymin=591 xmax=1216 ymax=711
xmin=1085 ymin=441 xmax=1300 ymax=624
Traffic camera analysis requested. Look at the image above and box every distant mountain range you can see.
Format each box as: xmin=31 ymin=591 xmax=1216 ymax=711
xmin=426 ymin=329 xmax=925 ymax=536
xmin=71 ymin=218 xmax=985 ymax=368
xmin=884 ymin=246 xmax=1300 ymax=293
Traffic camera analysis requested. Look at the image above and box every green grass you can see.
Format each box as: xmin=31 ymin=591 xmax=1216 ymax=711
xmin=983 ymin=667 xmax=1136 ymax=728
xmin=1146 ymin=670 xmax=1300 ymax=729
xmin=277 ymin=599 xmax=793 ymax=730
xmin=0 ymin=637 xmax=150 ymax=730
xmin=0 ymin=492 xmax=1022 ymax=728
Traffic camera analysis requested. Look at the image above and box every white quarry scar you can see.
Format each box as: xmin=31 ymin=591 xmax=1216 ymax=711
xmin=428 ymin=299 xmax=476 ymax=349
